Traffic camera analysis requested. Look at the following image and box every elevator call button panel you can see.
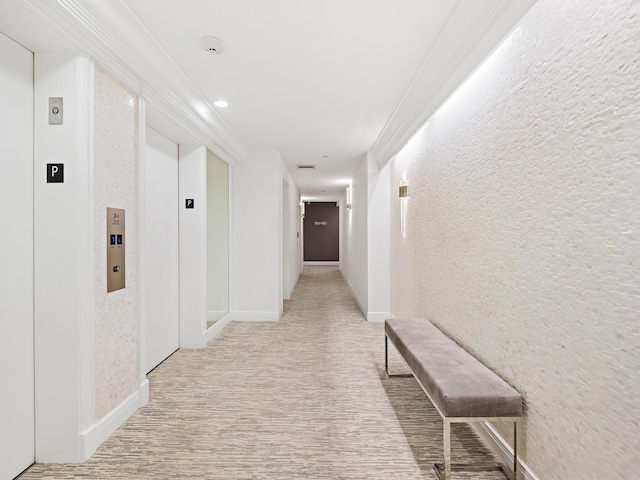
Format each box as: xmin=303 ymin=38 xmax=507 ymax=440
xmin=107 ymin=207 xmax=125 ymax=292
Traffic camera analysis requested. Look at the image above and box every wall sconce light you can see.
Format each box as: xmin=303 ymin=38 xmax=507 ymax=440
xmin=346 ymin=186 xmax=352 ymax=209
xmin=399 ymin=180 xmax=408 ymax=237
xmin=399 ymin=181 xmax=408 ymax=198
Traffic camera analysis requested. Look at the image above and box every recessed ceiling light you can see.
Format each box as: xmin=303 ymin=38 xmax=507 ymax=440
xmin=214 ymin=100 xmax=229 ymax=108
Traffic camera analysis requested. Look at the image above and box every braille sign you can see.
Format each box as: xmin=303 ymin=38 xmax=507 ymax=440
xmin=47 ymin=163 xmax=64 ymax=183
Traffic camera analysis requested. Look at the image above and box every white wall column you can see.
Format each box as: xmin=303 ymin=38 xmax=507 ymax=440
xmin=340 ymin=154 xmax=369 ymax=313
xmin=34 ymin=53 xmax=95 ymax=462
xmin=178 ymin=145 xmax=208 ymax=348
xmin=340 ymin=152 xmax=391 ymax=322
xmin=231 ymin=151 xmax=285 ymax=321
xmin=366 ymin=154 xmax=391 ymax=322
xmin=282 ymin=166 xmax=301 ymax=300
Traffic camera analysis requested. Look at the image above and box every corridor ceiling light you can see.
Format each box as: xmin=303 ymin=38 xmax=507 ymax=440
xmin=214 ymin=100 xmax=229 ymax=108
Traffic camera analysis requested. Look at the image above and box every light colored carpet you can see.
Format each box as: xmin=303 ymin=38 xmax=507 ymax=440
xmin=20 ymin=266 xmax=500 ymax=479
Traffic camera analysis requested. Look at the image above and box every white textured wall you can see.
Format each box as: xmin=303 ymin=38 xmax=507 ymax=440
xmin=389 ymin=1 xmax=640 ymax=479
xmin=93 ymin=67 xmax=139 ymax=421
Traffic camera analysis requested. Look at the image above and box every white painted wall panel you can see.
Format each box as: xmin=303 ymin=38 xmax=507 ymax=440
xmin=34 ymin=52 xmax=92 ymax=463
xmin=340 ymin=154 xmax=368 ymax=314
xmin=0 ymin=31 xmax=34 ymax=480
xmin=143 ymin=127 xmax=179 ymax=372
xmin=282 ymin=165 xmax=300 ymax=300
xmin=340 ymin=153 xmax=391 ymax=322
xmin=179 ymin=145 xmax=208 ymax=346
xmin=366 ymin=159 xmax=390 ymax=321
xmin=231 ymin=151 xmax=282 ymax=320
xmin=389 ymin=1 xmax=640 ymax=478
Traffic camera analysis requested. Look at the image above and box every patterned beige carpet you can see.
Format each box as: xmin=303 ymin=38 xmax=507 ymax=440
xmin=20 ymin=266 xmax=500 ymax=479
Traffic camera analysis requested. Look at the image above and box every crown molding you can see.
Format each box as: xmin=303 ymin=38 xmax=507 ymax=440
xmin=16 ymin=0 xmax=249 ymax=164
xmin=370 ymin=0 xmax=538 ymax=170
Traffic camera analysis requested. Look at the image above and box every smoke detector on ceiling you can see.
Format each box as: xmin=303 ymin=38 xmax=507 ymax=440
xmin=202 ymin=37 xmax=226 ymax=55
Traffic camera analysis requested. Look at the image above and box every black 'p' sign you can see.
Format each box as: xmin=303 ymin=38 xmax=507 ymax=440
xmin=47 ymin=163 xmax=64 ymax=183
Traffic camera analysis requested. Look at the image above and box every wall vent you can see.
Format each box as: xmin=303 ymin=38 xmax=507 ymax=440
xmin=297 ymin=165 xmax=316 ymax=169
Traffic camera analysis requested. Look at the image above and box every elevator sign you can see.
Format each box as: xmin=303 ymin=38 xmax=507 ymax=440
xmin=47 ymin=163 xmax=64 ymax=183
xmin=107 ymin=207 xmax=125 ymax=293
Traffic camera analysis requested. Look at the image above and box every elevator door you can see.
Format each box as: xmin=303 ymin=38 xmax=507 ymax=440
xmin=0 ymin=32 xmax=35 ymax=479
xmin=143 ymin=127 xmax=180 ymax=373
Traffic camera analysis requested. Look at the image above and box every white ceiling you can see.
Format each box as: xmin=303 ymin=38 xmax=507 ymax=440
xmin=123 ymin=0 xmax=456 ymax=201
xmin=1 ymin=0 xmax=536 ymax=202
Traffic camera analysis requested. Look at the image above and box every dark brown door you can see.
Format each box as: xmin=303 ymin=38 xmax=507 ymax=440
xmin=303 ymin=202 xmax=339 ymax=261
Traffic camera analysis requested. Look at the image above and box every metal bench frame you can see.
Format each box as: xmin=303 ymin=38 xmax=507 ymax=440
xmin=385 ymin=334 xmax=522 ymax=480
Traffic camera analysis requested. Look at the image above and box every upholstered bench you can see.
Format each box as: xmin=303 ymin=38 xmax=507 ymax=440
xmin=385 ymin=318 xmax=522 ymax=480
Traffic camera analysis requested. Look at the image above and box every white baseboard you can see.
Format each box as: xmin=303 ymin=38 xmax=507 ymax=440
xmin=205 ymin=311 xmax=232 ymax=343
xmin=138 ymin=379 xmax=150 ymax=406
xmin=472 ymin=422 xmax=539 ymax=480
xmin=232 ymin=311 xmax=281 ymax=322
xmin=303 ymin=261 xmax=339 ymax=266
xmin=81 ymin=380 xmax=148 ymax=460
xmin=339 ymin=272 xmax=366 ymax=318
xmin=289 ymin=273 xmax=300 ymax=297
xmin=366 ymin=312 xmax=393 ymax=323
xmin=207 ymin=310 xmax=228 ymax=323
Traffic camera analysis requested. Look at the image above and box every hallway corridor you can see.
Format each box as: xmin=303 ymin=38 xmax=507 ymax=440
xmin=20 ymin=267 xmax=498 ymax=480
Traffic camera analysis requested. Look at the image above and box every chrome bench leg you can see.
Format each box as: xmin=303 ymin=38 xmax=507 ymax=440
xmin=385 ymin=336 xmax=413 ymax=377
xmin=434 ymin=418 xmax=452 ymax=480
xmin=385 ymin=335 xmax=388 ymax=374
xmin=514 ymin=420 xmax=521 ymax=480
xmin=444 ymin=418 xmax=451 ymax=480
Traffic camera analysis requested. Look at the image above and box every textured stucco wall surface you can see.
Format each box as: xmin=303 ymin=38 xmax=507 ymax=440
xmin=94 ymin=67 xmax=139 ymax=420
xmin=389 ymin=0 xmax=639 ymax=478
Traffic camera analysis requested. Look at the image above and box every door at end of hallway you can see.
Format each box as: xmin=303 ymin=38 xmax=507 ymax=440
xmin=303 ymin=202 xmax=339 ymax=262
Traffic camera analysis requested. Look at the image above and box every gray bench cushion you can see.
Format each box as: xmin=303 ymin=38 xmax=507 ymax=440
xmin=385 ymin=318 xmax=522 ymax=418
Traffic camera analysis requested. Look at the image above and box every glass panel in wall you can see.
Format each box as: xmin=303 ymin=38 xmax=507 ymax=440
xmin=206 ymin=150 xmax=230 ymax=327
